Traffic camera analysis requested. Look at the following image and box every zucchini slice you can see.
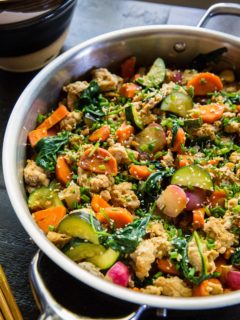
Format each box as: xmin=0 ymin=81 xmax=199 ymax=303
xmin=64 ymin=240 xmax=105 ymax=262
xmin=171 ymin=165 xmax=213 ymax=191
xmin=125 ymin=104 xmax=144 ymax=130
xmin=87 ymin=248 xmax=120 ymax=270
xmin=28 ymin=187 xmax=62 ymax=212
xmin=137 ymin=58 xmax=166 ymax=87
xmin=57 ymin=210 xmax=101 ymax=244
xmin=183 ymin=118 xmax=203 ymax=129
xmin=161 ymin=92 xmax=193 ymax=117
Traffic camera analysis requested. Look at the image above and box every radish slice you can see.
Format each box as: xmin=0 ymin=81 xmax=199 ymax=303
xmin=157 ymin=185 xmax=187 ymax=217
xmin=226 ymin=271 xmax=240 ymax=290
xmin=185 ymin=188 xmax=206 ymax=211
xmin=105 ymin=261 xmax=130 ymax=287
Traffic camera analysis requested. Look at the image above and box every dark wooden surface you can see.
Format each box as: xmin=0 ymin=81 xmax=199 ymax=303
xmin=0 ymin=1 xmax=239 ymax=319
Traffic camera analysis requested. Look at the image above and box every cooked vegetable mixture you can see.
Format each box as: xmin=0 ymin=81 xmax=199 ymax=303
xmin=24 ymin=50 xmax=240 ymax=297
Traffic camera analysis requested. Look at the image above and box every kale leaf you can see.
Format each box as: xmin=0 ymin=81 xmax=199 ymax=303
xmin=101 ymin=215 xmax=151 ymax=254
xmin=231 ymin=248 xmax=240 ymax=267
xmin=35 ymin=132 xmax=69 ymax=172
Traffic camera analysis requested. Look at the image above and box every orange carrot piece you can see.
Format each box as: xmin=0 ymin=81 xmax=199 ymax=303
xmin=193 ymin=279 xmax=222 ymax=297
xmin=121 ymin=56 xmax=136 ymax=80
xmin=55 ymin=156 xmax=72 ymax=185
xmin=119 ymin=83 xmax=140 ymax=98
xmin=208 ymin=159 xmax=220 ymax=166
xmin=171 ymin=128 xmax=186 ymax=153
xmin=79 ymin=147 xmax=118 ymax=176
xmin=96 ymin=207 xmax=133 ymax=228
xmin=129 ymin=164 xmax=151 ymax=180
xmin=28 ymin=128 xmax=48 ymax=147
xmin=209 ymin=190 xmax=226 ymax=207
xmin=237 ymin=105 xmax=240 ymax=112
xmin=187 ymin=72 xmax=223 ymax=96
xmin=192 ymin=208 xmax=205 ymax=230
xmin=177 ymin=154 xmax=194 ymax=168
xmin=223 ymin=247 xmax=234 ymax=260
xmin=34 ymin=205 xmax=66 ymax=233
xmin=37 ymin=104 xmax=69 ymax=130
xmin=116 ymin=123 xmax=134 ymax=143
xmin=89 ymin=125 xmax=110 ymax=142
xmin=192 ymin=103 xmax=224 ymax=124
xmin=157 ymin=259 xmax=180 ymax=275
xmin=91 ymin=194 xmax=111 ymax=212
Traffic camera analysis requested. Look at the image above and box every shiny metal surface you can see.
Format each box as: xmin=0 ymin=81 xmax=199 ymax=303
xmin=3 ymin=3 xmax=240 ymax=311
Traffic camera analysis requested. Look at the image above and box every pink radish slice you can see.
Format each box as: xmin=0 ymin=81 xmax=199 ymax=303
xmin=185 ymin=188 xmax=206 ymax=211
xmin=105 ymin=261 xmax=130 ymax=287
xmin=226 ymin=271 xmax=240 ymax=290
xmin=157 ymin=185 xmax=187 ymax=217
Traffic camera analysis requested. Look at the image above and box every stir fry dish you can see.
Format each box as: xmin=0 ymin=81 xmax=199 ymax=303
xmin=24 ymin=51 xmax=240 ymax=297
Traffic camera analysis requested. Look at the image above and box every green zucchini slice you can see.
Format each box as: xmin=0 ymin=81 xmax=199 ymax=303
xmin=137 ymin=58 xmax=166 ymax=87
xmin=87 ymin=248 xmax=120 ymax=270
xmin=28 ymin=187 xmax=62 ymax=212
xmin=64 ymin=240 xmax=105 ymax=262
xmin=161 ymin=92 xmax=193 ymax=117
xmin=125 ymin=104 xmax=144 ymax=130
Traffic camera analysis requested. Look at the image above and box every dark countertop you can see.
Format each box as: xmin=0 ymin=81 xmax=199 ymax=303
xmin=0 ymin=1 xmax=239 ymax=319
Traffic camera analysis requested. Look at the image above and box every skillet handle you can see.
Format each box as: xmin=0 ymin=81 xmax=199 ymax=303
xmin=29 ymin=251 xmax=167 ymax=320
xmin=197 ymin=2 xmax=240 ymax=28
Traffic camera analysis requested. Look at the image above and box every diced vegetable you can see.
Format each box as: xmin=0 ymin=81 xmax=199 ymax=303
xmin=157 ymin=185 xmax=187 ymax=217
xmin=161 ymin=92 xmax=193 ymax=117
xmin=119 ymin=83 xmax=140 ymax=98
xmin=192 ymin=279 xmax=223 ymax=296
xmin=183 ymin=118 xmax=203 ymax=130
xmin=135 ymin=123 xmax=166 ymax=154
xmin=116 ymin=123 xmax=134 ymax=143
xmin=57 ymin=210 xmax=101 ymax=244
xmin=28 ymin=187 xmax=62 ymax=212
xmin=37 ymin=104 xmax=69 ymax=130
xmin=56 ymin=156 xmax=72 ymax=185
xmin=105 ymin=261 xmax=130 ymax=287
xmin=226 ymin=271 xmax=240 ymax=290
xmin=171 ymin=165 xmax=213 ymax=191
xmin=171 ymin=127 xmax=186 ymax=153
xmin=192 ymin=104 xmax=224 ymax=124
xmin=79 ymin=147 xmax=118 ymax=176
xmin=177 ymin=154 xmax=194 ymax=168
xmin=89 ymin=125 xmax=110 ymax=142
xmin=129 ymin=164 xmax=152 ymax=180
xmin=64 ymin=240 xmax=105 ymax=262
xmin=34 ymin=205 xmax=66 ymax=233
xmin=91 ymin=194 xmax=111 ymax=212
xmin=137 ymin=58 xmax=165 ymax=87
xmin=187 ymin=72 xmax=223 ymax=96
xmin=96 ymin=207 xmax=133 ymax=228
xmin=87 ymin=248 xmax=120 ymax=270
xmin=28 ymin=128 xmax=48 ymax=147
xmin=185 ymin=188 xmax=206 ymax=211
xmin=125 ymin=104 xmax=144 ymax=130
xmin=121 ymin=56 xmax=136 ymax=80
xmin=209 ymin=190 xmax=226 ymax=208
xmin=192 ymin=208 xmax=205 ymax=230
xmin=157 ymin=258 xmax=180 ymax=275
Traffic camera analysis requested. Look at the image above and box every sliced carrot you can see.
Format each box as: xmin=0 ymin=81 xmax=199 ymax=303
xmin=171 ymin=128 xmax=186 ymax=153
xmin=192 ymin=279 xmax=222 ymax=297
xmin=177 ymin=154 xmax=194 ymax=168
xmin=116 ymin=123 xmax=134 ymax=143
xmin=121 ymin=56 xmax=136 ymax=80
xmin=119 ymin=83 xmax=140 ymax=98
xmin=89 ymin=125 xmax=110 ymax=142
xmin=157 ymin=259 xmax=180 ymax=275
xmin=209 ymin=190 xmax=226 ymax=207
xmin=192 ymin=103 xmax=224 ymax=124
xmin=223 ymin=247 xmax=234 ymax=260
xmin=91 ymin=194 xmax=111 ymax=212
xmin=129 ymin=164 xmax=151 ymax=180
xmin=55 ymin=156 xmax=72 ymax=185
xmin=34 ymin=206 xmax=66 ymax=233
xmin=28 ymin=128 xmax=48 ymax=147
xmin=187 ymin=72 xmax=223 ymax=96
xmin=37 ymin=104 xmax=69 ymax=130
xmin=79 ymin=147 xmax=118 ymax=176
xmin=237 ymin=105 xmax=240 ymax=112
xmin=208 ymin=159 xmax=220 ymax=166
xmin=192 ymin=208 xmax=205 ymax=230
xmin=96 ymin=207 xmax=133 ymax=228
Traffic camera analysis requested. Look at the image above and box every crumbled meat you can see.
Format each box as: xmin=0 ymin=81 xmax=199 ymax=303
xmin=205 ymin=280 xmax=223 ymax=295
xmin=24 ymin=160 xmax=49 ymax=192
xmin=212 ymin=164 xmax=240 ymax=185
xmin=78 ymin=262 xmax=104 ymax=278
xmin=58 ymin=182 xmax=81 ymax=209
xmin=140 ymin=285 xmax=162 ymax=295
xmin=60 ymin=111 xmax=82 ymax=131
xmin=224 ymin=121 xmax=240 ymax=134
xmin=63 ymin=81 xmax=89 ymax=110
xmin=229 ymin=152 xmax=240 ymax=163
xmin=108 ymin=143 xmax=138 ymax=165
xmin=181 ymin=69 xmax=198 ymax=84
xmin=188 ymin=238 xmax=218 ymax=273
xmin=111 ymin=182 xmax=140 ymax=210
xmin=99 ymin=190 xmax=111 ymax=201
xmin=130 ymin=223 xmax=171 ymax=279
xmin=47 ymin=231 xmax=71 ymax=247
xmin=204 ymin=217 xmax=235 ymax=254
xmin=91 ymin=68 xmax=123 ymax=91
xmin=160 ymin=81 xmax=188 ymax=97
xmin=89 ymin=174 xmax=115 ymax=193
xmin=228 ymin=198 xmax=239 ymax=210
xmin=160 ymin=149 xmax=174 ymax=167
xmin=191 ymin=123 xmax=218 ymax=140
xmin=148 ymin=276 xmax=192 ymax=297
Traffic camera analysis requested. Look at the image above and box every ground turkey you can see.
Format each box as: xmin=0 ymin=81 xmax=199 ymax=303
xmin=60 ymin=111 xmax=82 ymax=131
xmin=108 ymin=143 xmax=138 ymax=165
xmin=24 ymin=160 xmax=49 ymax=192
xmin=111 ymin=182 xmax=140 ymax=210
xmin=47 ymin=231 xmax=71 ymax=248
xmin=63 ymin=81 xmax=89 ymax=110
xmin=91 ymin=68 xmax=123 ymax=92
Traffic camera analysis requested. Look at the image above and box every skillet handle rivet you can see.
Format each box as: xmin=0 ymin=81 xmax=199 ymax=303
xmin=173 ymin=41 xmax=186 ymax=52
